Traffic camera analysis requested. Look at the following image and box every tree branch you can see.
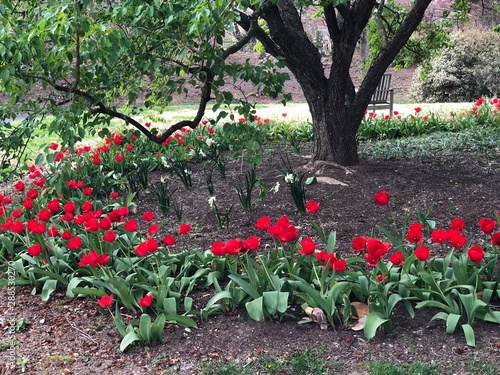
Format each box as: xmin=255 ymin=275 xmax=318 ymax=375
xmin=24 ymin=67 xmax=214 ymax=145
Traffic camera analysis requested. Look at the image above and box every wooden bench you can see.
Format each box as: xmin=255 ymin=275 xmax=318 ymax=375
xmin=366 ymin=73 xmax=394 ymax=116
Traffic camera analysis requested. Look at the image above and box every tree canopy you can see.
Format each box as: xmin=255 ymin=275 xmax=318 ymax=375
xmin=0 ymin=0 xmax=479 ymax=172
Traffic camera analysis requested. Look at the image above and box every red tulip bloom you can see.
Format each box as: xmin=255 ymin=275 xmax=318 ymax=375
xmin=450 ymin=218 xmax=465 ymax=231
xmin=14 ymin=180 xmax=25 ymax=192
xmin=414 ymin=246 xmax=430 ymax=261
xmin=305 ymin=200 xmax=320 ymax=214
xmin=26 ymin=219 xmax=46 ymax=234
xmin=11 ymin=209 xmax=22 ymax=218
xmin=28 ymin=243 xmax=42 ymax=257
xmin=142 ymin=211 xmax=154 ymax=222
xmin=431 ymin=229 xmax=448 ymax=244
xmin=479 ymin=218 xmax=496 ymax=234
xmin=110 ymin=192 xmax=119 ymax=199
xmin=146 ymin=239 xmax=158 ymax=252
xmin=374 ymin=190 xmax=390 ymax=206
xmin=351 ymin=236 xmax=367 ymax=252
xmin=139 ymin=294 xmax=153 ymax=308
xmin=67 ymin=236 xmax=83 ymax=250
xmin=81 ymin=201 xmax=93 ymax=213
xmin=78 ymin=250 xmax=110 ymax=267
xmin=223 ymin=239 xmax=244 ymax=255
xmin=26 ymin=188 xmax=39 ymax=200
xmin=277 ymin=224 xmax=299 ymax=243
xmin=102 ymin=230 xmax=117 ymax=243
xmin=97 ymin=295 xmax=113 ymax=308
xmin=33 ymin=177 xmax=45 ymax=187
xmin=406 ymin=228 xmax=423 ymax=244
xmin=243 ymin=236 xmax=260 ymax=251
xmin=82 ymin=187 xmax=93 ymax=196
xmin=211 ymin=241 xmax=226 ymax=256
xmin=389 ymin=252 xmax=405 ymax=266
xmin=255 ymin=216 xmax=271 ymax=230
xmin=491 ymin=232 xmax=500 ymax=247
xmin=9 ymin=220 xmax=24 ymax=234
xmin=148 ymin=224 xmax=159 ymax=235
xmin=22 ymin=198 xmax=33 ymax=210
xmin=84 ymin=218 xmax=99 ymax=232
xmin=124 ymin=219 xmax=139 ymax=232
xmin=162 ymin=234 xmax=175 ymax=246
xmin=47 ymin=199 xmax=60 ymax=213
xmin=63 ymin=201 xmax=76 ymax=213
xmin=467 ymin=246 xmax=484 ymax=263
xmin=37 ymin=209 xmax=51 ymax=222
xmin=449 ymin=234 xmax=467 ymax=250
xmin=99 ymin=217 xmax=112 ymax=230
xmin=135 ymin=242 xmax=149 ymax=257
xmin=178 ymin=223 xmax=191 ymax=235
xmin=333 ymin=259 xmax=347 ymax=272
xmin=61 ymin=230 xmax=72 ymax=240
xmin=377 ymin=274 xmax=388 ymax=283
xmin=47 ymin=226 xmax=59 ymax=237
xmin=299 ymin=237 xmax=316 ymax=255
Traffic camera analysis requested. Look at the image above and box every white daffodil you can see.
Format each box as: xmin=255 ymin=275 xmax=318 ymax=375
xmin=208 ymin=196 xmax=216 ymax=209
xmin=271 ymin=181 xmax=280 ymax=194
xmin=284 ymin=173 xmax=295 ymax=183
xmin=205 ymin=138 xmax=216 ymax=147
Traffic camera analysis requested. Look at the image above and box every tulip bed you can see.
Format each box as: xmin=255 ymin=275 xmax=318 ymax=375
xmin=1 ymin=99 xmax=500 ymax=370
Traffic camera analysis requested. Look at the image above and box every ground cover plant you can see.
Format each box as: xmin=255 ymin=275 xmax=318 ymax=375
xmin=1 ymin=98 xmax=500 ymax=374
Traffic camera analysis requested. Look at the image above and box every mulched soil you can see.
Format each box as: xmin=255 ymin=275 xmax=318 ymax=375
xmin=1 ymin=142 xmax=500 ymax=374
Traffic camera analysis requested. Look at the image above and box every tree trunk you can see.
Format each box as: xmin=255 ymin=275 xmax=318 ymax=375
xmin=253 ymin=0 xmax=433 ymax=166
xmin=309 ymin=99 xmax=360 ymax=166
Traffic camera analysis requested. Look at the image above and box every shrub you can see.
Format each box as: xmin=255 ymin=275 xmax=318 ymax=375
xmin=410 ymin=27 xmax=500 ymax=102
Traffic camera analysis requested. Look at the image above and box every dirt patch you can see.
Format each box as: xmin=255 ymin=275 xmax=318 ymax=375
xmin=1 ymin=143 xmax=500 ymax=374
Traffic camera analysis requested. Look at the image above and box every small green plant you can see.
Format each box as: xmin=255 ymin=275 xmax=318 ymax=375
xmin=4 ymin=318 xmax=29 ymax=333
xmin=466 ymin=358 xmax=500 ymax=375
xmin=279 ymin=156 xmax=307 ymax=214
xmin=204 ymin=167 xmax=215 ymax=196
xmin=115 ymin=309 xmax=168 ymax=352
xmin=209 ymin=196 xmax=233 ymax=229
xmin=233 ymin=168 xmax=260 ymax=211
xmin=367 ymin=359 xmax=439 ymax=375
xmin=171 ymin=160 xmax=192 ymax=188
xmin=151 ymin=177 xmax=177 ymax=215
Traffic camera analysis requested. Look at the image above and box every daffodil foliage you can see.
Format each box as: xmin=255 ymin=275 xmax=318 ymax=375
xmin=0 ymin=0 xmax=474 ymax=173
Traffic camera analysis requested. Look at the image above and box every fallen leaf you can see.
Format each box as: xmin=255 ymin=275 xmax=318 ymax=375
xmin=309 ymin=307 xmax=328 ymax=330
xmin=316 ymin=176 xmax=348 ymax=186
xmin=339 ymin=302 xmax=369 ymax=320
xmin=350 ymin=315 xmax=367 ymax=331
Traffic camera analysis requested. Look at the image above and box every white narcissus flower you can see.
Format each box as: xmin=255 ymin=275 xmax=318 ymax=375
xmin=205 ymin=138 xmax=216 ymax=147
xmin=284 ymin=173 xmax=295 ymax=183
xmin=160 ymin=175 xmax=167 ymax=184
xmin=208 ymin=196 xmax=216 ymax=209
xmin=271 ymin=182 xmax=280 ymax=194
